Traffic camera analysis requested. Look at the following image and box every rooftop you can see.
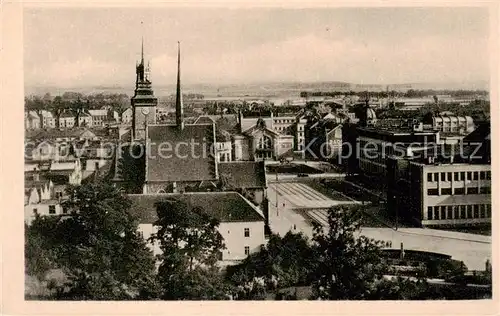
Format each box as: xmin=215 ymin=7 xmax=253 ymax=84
xmin=146 ymin=124 xmax=217 ymax=182
xmin=127 ymin=192 xmax=265 ymax=223
xmin=218 ymin=161 xmax=266 ymax=189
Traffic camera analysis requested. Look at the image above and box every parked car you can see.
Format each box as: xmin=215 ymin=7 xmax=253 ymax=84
xmin=297 ymin=173 xmax=309 ymax=177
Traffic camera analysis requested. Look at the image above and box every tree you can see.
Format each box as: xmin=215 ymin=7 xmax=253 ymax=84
xmin=50 ymin=96 xmax=67 ymax=128
xmin=150 ymin=199 xmax=228 ymax=300
xmin=25 ymin=96 xmax=47 ymax=128
xmin=25 ymin=181 xmax=158 ymax=300
xmin=310 ymin=205 xmax=416 ymax=300
xmin=226 ymin=232 xmax=317 ymax=298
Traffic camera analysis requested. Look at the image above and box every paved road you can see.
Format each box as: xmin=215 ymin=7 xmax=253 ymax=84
xmin=266 ymin=182 xmax=492 ymax=271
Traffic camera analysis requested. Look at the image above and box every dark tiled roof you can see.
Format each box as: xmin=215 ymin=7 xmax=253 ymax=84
xmin=127 ymin=192 xmax=264 ymax=223
xmin=28 ymin=128 xmax=97 ymax=140
xmin=146 ymin=124 xmax=217 ymax=182
xmin=218 ymin=161 xmax=266 ymax=189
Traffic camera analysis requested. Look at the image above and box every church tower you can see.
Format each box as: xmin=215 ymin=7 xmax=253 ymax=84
xmin=131 ymin=38 xmax=158 ymax=140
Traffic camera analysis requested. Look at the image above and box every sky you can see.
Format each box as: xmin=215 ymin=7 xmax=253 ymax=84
xmin=24 ymin=7 xmax=490 ymax=88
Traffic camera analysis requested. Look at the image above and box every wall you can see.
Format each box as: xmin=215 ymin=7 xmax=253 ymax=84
xmin=137 ymin=220 xmax=266 ymax=263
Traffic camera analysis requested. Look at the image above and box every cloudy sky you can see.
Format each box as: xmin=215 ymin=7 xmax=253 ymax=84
xmin=24 ymin=7 xmax=490 ymax=88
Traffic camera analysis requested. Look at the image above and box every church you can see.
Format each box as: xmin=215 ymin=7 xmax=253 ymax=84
xmin=112 ymin=42 xmax=267 ymax=204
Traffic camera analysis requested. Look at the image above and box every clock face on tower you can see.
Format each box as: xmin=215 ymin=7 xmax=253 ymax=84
xmin=141 ymin=108 xmax=150 ymax=116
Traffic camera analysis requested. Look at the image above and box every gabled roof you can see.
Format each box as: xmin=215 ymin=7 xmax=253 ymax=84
xmin=127 ymin=192 xmax=265 ymax=223
xmin=194 ymin=115 xmax=215 ymax=125
xmin=218 ymin=161 xmax=266 ymax=189
xmin=146 ymin=124 xmax=217 ymax=182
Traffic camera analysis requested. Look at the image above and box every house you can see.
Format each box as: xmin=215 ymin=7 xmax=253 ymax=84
xmin=217 ymin=161 xmax=267 ymax=206
xmin=24 ymin=179 xmax=66 ymax=225
xmin=25 ymin=111 xmax=41 ymax=130
xmin=26 ymin=128 xmax=99 ymax=142
xmin=78 ymin=112 xmax=93 ymax=127
xmin=71 ymin=139 xmax=115 ymax=172
xmin=88 ymin=109 xmax=109 ymax=127
xmin=121 ymin=108 xmax=133 ymax=124
xmin=59 ymin=112 xmax=76 ymax=128
xmin=25 ymin=158 xmax=83 ymax=186
xmin=40 ymin=110 xmax=56 ymax=129
xmin=127 ymin=192 xmax=266 ymax=264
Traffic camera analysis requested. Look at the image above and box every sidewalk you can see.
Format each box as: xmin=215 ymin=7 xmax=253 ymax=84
xmin=396 ymin=228 xmax=491 ymax=244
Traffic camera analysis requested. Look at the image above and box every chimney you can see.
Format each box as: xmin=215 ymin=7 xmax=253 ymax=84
xmin=175 ymin=41 xmax=184 ymax=130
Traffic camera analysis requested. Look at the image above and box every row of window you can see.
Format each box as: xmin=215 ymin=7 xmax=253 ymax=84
xmin=427 ymin=204 xmax=492 ymax=220
xmin=427 ymin=171 xmax=491 ymax=182
xmin=427 ymin=186 xmax=491 ymax=196
xmin=33 ymin=205 xmax=67 ymax=215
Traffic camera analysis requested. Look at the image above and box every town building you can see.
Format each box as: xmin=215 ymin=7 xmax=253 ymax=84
xmin=121 ymin=108 xmax=133 ymax=124
xmin=88 ymin=109 xmax=109 ymax=126
xmin=355 ymin=108 xmax=440 ymax=179
xmin=386 ymin=123 xmax=491 ymax=228
xmin=25 ymin=111 xmax=41 ymax=130
xmin=24 ymin=179 xmax=66 ymax=225
xmin=217 ymin=161 xmax=267 ymax=206
xmin=40 ymin=110 xmax=56 ymax=129
xmin=78 ymin=111 xmax=93 ymax=127
xmin=127 ymin=192 xmax=266 ymax=264
xmin=229 ymin=111 xmax=306 ymax=161
xmin=422 ymin=112 xmax=475 ymax=135
xmin=59 ymin=112 xmax=76 ymax=128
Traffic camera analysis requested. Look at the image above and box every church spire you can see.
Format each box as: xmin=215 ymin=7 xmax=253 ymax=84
xmin=141 ymin=36 xmax=144 ymax=65
xmin=175 ymin=41 xmax=184 ymax=130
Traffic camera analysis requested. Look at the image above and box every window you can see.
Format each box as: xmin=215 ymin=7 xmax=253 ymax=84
xmin=480 ymin=171 xmax=486 ymax=180
xmin=441 ymin=188 xmax=452 ymax=195
xmin=460 ymin=172 xmax=465 ymax=180
xmin=427 ymin=173 xmax=433 ymax=182
xmin=427 ymin=207 xmax=433 ymax=220
xmin=454 ymin=188 xmax=465 ymax=195
xmin=441 ymin=172 xmax=446 ymax=181
xmin=49 ymin=205 xmax=56 ymax=214
xmin=440 ymin=206 xmax=446 ymax=220
xmin=244 ymin=246 xmax=250 ymax=255
xmin=473 ymin=205 xmax=480 ymax=218
xmin=460 ymin=205 xmax=466 ymax=219
xmin=467 ymin=172 xmax=472 ymax=180
xmin=467 ymin=205 xmax=473 ymax=218
xmin=244 ymin=228 xmax=250 ymax=237
xmin=62 ymin=207 xmax=68 ymax=214
xmin=434 ymin=173 xmax=439 ymax=182
xmin=447 ymin=172 xmax=452 ymax=181
xmin=473 ymin=172 xmax=479 ymax=181
xmin=453 ymin=206 xmax=459 ymax=219
xmin=480 ymin=186 xmax=491 ymax=194
xmin=427 ymin=189 xmax=439 ymax=196
xmin=480 ymin=205 xmax=486 ymax=218
xmin=485 ymin=205 xmax=491 ymax=218
xmin=454 ymin=172 xmax=459 ymax=181
xmin=467 ymin=187 xmax=478 ymax=195
xmin=447 ymin=206 xmax=453 ymax=219
xmin=33 ymin=208 xmax=38 ymax=215
xmin=486 ymin=171 xmax=491 ymax=180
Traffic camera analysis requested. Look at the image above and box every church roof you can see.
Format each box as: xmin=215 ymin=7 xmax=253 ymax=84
xmin=127 ymin=192 xmax=265 ymax=223
xmin=146 ymin=124 xmax=217 ymax=182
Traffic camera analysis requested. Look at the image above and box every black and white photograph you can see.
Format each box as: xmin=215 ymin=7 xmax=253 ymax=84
xmin=16 ymin=4 xmax=494 ymax=304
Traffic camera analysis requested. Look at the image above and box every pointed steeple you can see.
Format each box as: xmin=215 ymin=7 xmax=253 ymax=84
xmin=141 ymin=36 xmax=144 ymax=65
xmin=175 ymin=41 xmax=184 ymax=130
